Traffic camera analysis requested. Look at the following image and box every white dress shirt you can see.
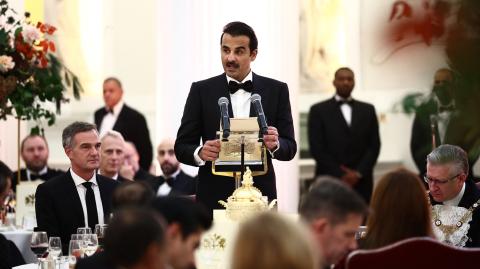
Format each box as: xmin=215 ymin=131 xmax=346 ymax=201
xmin=26 ymin=166 xmax=48 ymax=181
xmin=70 ymin=169 xmax=105 ymax=226
xmin=335 ymin=95 xmax=353 ymax=126
xmin=99 ymin=100 xmax=124 ymax=138
xmin=193 ymin=71 xmax=254 ymax=166
xmin=443 ymin=182 xmax=466 ymax=206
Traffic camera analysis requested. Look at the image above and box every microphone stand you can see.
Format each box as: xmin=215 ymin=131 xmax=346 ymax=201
xmin=237 ymin=135 xmax=245 ymax=189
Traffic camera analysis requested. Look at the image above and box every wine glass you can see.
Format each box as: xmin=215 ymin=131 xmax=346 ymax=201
xmin=83 ymin=234 xmax=99 ymax=257
xmin=48 ymin=237 xmax=62 ymax=259
xmin=30 ymin=231 xmax=49 ymax=260
xmin=68 ymin=239 xmax=83 ymax=260
xmin=94 ymin=224 xmax=107 ymax=249
xmin=76 ymin=227 xmax=92 ymax=234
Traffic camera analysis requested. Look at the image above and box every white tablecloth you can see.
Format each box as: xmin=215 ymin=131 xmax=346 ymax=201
xmin=13 ymin=263 xmax=37 ymax=269
xmin=1 ymin=229 xmax=37 ymax=263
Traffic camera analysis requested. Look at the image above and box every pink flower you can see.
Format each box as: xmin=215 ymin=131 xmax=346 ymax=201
xmin=21 ymin=24 xmax=41 ymax=43
xmin=0 ymin=55 xmax=15 ymax=73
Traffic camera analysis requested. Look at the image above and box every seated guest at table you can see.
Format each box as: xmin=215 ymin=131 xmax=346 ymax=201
xmin=299 ymin=177 xmax=368 ymax=269
xmin=120 ymin=142 xmax=156 ymax=181
xmin=0 ymin=161 xmax=25 ymax=267
xmin=76 ymin=207 xmax=167 ymax=269
xmin=112 ymin=181 xmax=155 ymax=210
xmin=99 ymin=130 xmax=130 ymax=182
xmin=362 ymin=168 xmax=433 ymax=249
xmin=147 ymin=138 xmax=196 ymax=196
xmin=35 ymin=122 xmax=119 ymax=253
xmin=426 ymin=144 xmax=480 ymax=247
xmin=151 ymin=196 xmax=212 ymax=269
xmin=232 ymin=212 xmax=319 ymax=269
xmin=12 ymin=134 xmax=63 ymax=191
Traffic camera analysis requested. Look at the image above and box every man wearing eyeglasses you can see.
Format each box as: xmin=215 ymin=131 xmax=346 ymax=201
xmin=426 ymin=144 xmax=480 ymax=247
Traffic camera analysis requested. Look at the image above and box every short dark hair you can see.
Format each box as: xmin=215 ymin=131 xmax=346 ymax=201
xmin=21 ymin=135 xmax=48 ymax=153
xmin=103 ymin=77 xmax=123 ymax=89
xmin=62 ymin=121 xmax=97 ymax=148
xmin=151 ymin=197 xmax=212 ymax=238
xmin=299 ymin=177 xmax=367 ymax=225
xmin=105 ymin=208 xmax=166 ymax=267
xmin=221 ymin=21 xmax=258 ymax=52
xmin=112 ymin=181 xmax=155 ymax=211
xmin=334 ymin=67 xmax=354 ymax=78
xmin=0 ymin=161 xmax=12 ymax=196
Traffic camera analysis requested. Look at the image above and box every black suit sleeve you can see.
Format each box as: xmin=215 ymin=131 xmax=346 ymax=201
xmin=175 ymin=82 xmax=203 ymax=166
xmin=272 ymin=83 xmax=297 ymax=161
xmin=410 ymin=112 xmax=431 ymax=175
xmin=35 ymin=183 xmax=60 ymax=238
xmin=308 ymin=105 xmax=343 ymax=177
xmin=135 ymin=114 xmax=153 ymax=170
xmin=355 ymin=106 xmax=381 ymax=176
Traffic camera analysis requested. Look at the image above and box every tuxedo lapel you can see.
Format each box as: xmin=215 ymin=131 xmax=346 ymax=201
xmin=249 ymin=73 xmax=267 ymax=118
xmin=329 ymin=98 xmax=350 ymax=131
xmin=63 ymin=172 xmax=86 ymax=226
xmin=112 ymin=105 xmax=127 ymax=131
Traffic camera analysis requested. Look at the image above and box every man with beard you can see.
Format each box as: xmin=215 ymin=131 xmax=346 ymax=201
xmin=175 ymin=21 xmax=296 ymax=211
xmin=308 ymin=67 xmax=380 ymax=203
xmin=12 ymin=135 xmax=63 ymax=191
xmin=148 ymin=138 xmax=196 ymax=196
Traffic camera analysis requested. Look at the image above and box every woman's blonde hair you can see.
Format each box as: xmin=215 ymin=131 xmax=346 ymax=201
xmin=231 ymin=212 xmax=319 ymax=269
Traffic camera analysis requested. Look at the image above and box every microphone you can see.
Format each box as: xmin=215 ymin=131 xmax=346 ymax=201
xmin=251 ymin=94 xmax=268 ymax=135
xmin=218 ymin=97 xmax=230 ymax=140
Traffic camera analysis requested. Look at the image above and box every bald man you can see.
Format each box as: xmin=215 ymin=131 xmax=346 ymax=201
xmin=411 ymin=68 xmax=479 ymax=178
xmin=147 ymin=138 xmax=196 ymax=197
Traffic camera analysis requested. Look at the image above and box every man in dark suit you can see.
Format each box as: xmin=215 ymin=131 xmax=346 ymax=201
xmin=148 ymin=138 xmax=196 ymax=196
xmin=12 ymin=135 xmax=63 ymax=191
xmin=175 ymin=21 xmax=297 ymax=211
xmin=35 ymin=122 xmax=119 ymax=253
xmin=98 ymin=130 xmax=130 ymax=182
xmin=308 ymin=67 xmax=380 ymax=203
xmin=94 ymin=77 xmax=153 ymax=171
xmin=411 ymin=68 xmax=479 ymax=179
xmin=426 ymin=144 xmax=480 ymax=247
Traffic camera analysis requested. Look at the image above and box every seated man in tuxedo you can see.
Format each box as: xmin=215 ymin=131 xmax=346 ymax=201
xmin=120 ymin=141 xmax=156 ymax=181
xmin=35 ymin=122 xmax=119 ymax=253
xmin=148 ymin=138 xmax=196 ymax=196
xmin=426 ymin=144 xmax=480 ymax=247
xmin=98 ymin=130 xmax=130 ymax=182
xmin=94 ymin=77 xmax=153 ymax=171
xmin=175 ymin=21 xmax=296 ymax=211
xmin=151 ymin=197 xmax=212 ymax=269
xmin=12 ymin=135 xmax=63 ymax=191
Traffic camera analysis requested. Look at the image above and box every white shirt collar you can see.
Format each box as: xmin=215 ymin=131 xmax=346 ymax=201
xmin=443 ymin=182 xmax=466 ymax=206
xmin=226 ymin=70 xmax=253 ymax=84
xmin=26 ymin=166 xmax=48 ymax=180
xmin=334 ymin=94 xmax=353 ymax=102
xmin=70 ymin=169 xmax=98 ymax=186
xmin=98 ymin=171 xmax=118 ymax=180
xmin=106 ymin=99 xmax=124 ymax=116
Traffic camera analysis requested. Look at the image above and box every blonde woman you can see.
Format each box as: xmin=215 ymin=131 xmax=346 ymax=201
xmin=232 ymin=212 xmax=319 ymax=269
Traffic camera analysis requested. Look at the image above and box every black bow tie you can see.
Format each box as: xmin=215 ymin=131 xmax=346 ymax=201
xmin=337 ymin=99 xmax=353 ymax=106
xmin=105 ymin=108 xmax=114 ymax=114
xmin=228 ymin=80 xmax=253 ymax=94
xmin=439 ymin=105 xmax=455 ymax=112
xmin=163 ymin=176 xmax=174 ymax=187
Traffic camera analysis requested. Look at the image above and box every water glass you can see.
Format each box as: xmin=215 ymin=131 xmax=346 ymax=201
xmin=94 ymin=224 xmax=107 ymax=248
xmin=76 ymin=227 xmax=92 ymax=234
xmin=68 ymin=240 xmax=83 ymax=259
xmin=83 ymin=234 xmax=99 ymax=257
xmin=48 ymin=237 xmax=62 ymax=259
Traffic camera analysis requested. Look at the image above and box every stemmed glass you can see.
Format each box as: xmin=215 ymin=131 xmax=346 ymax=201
xmin=76 ymin=227 xmax=92 ymax=234
xmin=48 ymin=237 xmax=62 ymax=259
xmin=30 ymin=231 xmax=48 ymax=261
xmin=94 ymin=224 xmax=107 ymax=249
xmin=68 ymin=239 xmax=83 ymax=260
xmin=83 ymin=234 xmax=99 ymax=257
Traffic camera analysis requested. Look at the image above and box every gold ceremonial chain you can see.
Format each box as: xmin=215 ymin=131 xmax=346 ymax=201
xmin=428 ymin=192 xmax=480 ymax=243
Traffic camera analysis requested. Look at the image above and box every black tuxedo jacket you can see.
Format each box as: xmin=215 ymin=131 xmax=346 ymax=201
xmin=11 ymin=168 xmax=64 ymax=192
xmin=147 ymin=170 xmax=196 ymax=196
xmin=94 ymin=104 xmax=153 ymax=171
xmin=410 ymin=101 xmax=479 ymax=178
xmin=175 ymin=73 xmax=297 ymax=211
xmin=35 ymin=171 xmax=119 ymax=253
xmin=308 ymin=97 xmax=380 ymax=203
xmin=430 ymin=179 xmax=480 ymax=247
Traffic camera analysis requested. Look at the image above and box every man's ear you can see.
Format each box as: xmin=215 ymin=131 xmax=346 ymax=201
xmin=64 ymin=147 xmax=72 ymax=159
xmin=166 ymin=223 xmax=182 ymax=241
xmin=250 ymin=49 xmax=258 ymax=61
xmin=311 ymin=218 xmax=329 ymax=235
